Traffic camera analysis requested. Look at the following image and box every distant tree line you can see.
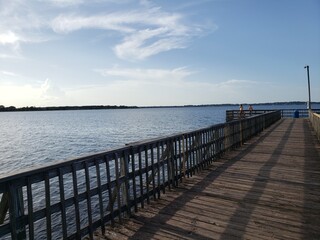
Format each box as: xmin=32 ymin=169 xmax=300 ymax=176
xmin=0 ymin=105 xmax=138 ymax=112
xmin=0 ymin=101 xmax=318 ymax=112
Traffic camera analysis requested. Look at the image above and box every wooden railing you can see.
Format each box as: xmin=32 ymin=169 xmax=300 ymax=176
xmin=281 ymin=109 xmax=308 ymax=118
xmin=226 ymin=109 xmax=320 ymax=122
xmin=0 ymin=111 xmax=281 ymax=240
xmin=226 ymin=110 xmax=269 ymax=122
xmin=309 ymin=110 xmax=320 ymax=141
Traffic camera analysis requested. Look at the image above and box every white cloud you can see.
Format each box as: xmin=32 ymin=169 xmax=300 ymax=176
xmin=48 ymin=0 xmax=85 ymax=7
xmin=47 ymin=0 xmax=128 ymax=7
xmin=51 ymin=6 xmax=206 ymax=60
xmin=0 ymin=1 xmax=49 ymax=57
xmin=0 ymin=1 xmax=211 ymax=60
xmin=51 ymin=13 xmax=136 ymax=34
xmin=41 ymin=78 xmax=65 ymax=100
xmin=0 ymin=70 xmax=19 ymax=77
xmin=114 ymin=28 xmax=186 ymax=60
xmin=216 ymin=79 xmax=259 ymax=88
xmin=0 ymin=31 xmax=20 ymax=45
xmin=0 ymin=79 xmax=67 ymax=107
xmin=95 ymin=66 xmax=193 ymax=81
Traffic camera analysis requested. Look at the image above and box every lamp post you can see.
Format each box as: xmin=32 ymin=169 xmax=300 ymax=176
xmin=304 ymin=65 xmax=311 ymax=110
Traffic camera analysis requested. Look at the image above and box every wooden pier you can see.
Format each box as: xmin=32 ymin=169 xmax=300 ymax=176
xmin=98 ymin=118 xmax=320 ymax=240
xmin=1 ymin=110 xmax=319 ymax=240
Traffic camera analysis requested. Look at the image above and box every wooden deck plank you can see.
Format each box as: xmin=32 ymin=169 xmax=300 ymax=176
xmin=93 ymin=119 xmax=320 ymax=240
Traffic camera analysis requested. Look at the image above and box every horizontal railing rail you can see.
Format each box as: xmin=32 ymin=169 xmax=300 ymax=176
xmin=226 ymin=110 xmax=271 ymax=122
xmin=226 ymin=109 xmax=320 ymax=122
xmin=280 ymin=109 xmax=317 ymax=118
xmin=309 ymin=110 xmax=320 ymax=141
xmin=0 ymin=110 xmax=281 ymax=240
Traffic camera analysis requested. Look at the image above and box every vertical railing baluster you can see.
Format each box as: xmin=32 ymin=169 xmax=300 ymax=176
xmin=84 ymin=161 xmax=93 ymax=239
xmin=58 ymin=168 xmax=68 ymax=239
xmin=145 ymin=147 xmax=150 ymax=204
xmin=173 ymin=139 xmax=178 ymax=187
xmin=167 ymin=139 xmax=173 ymax=190
xmin=190 ymin=134 xmax=195 ymax=176
xmin=9 ymin=182 xmax=26 ymax=240
xmin=131 ymin=148 xmax=138 ymax=212
xmin=195 ymin=133 xmax=200 ymax=173
xmin=123 ymin=151 xmax=131 ymax=217
xmin=71 ymin=163 xmax=81 ymax=238
xmin=27 ymin=177 xmax=34 ymax=240
xmin=45 ymin=172 xmax=52 ymax=240
xmin=178 ymin=137 xmax=183 ymax=182
xmin=207 ymin=130 xmax=211 ymax=162
xmin=211 ymin=128 xmax=215 ymax=161
xmin=161 ymin=142 xmax=166 ymax=194
xmin=138 ymin=147 xmax=144 ymax=209
xmin=185 ymin=134 xmax=190 ymax=177
xmin=150 ymin=147 xmax=156 ymax=200
xmin=201 ymin=131 xmax=205 ymax=167
xmin=200 ymin=132 xmax=204 ymax=168
xmin=208 ymin=130 xmax=211 ymax=164
xmin=105 ymin=156 xmax=115 ymax=226
xmin=183 ymin=135 xmax=187 ymax=176
xmin=114 ymin=153 xmax=122 ymax=223
xmin=95 ymin=159 xmax=105 ymax=235
xmin=156 ymin=142 xmax=161 ymax=198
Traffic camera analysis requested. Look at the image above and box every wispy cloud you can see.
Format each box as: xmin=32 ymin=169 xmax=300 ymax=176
xmin=114 ymin=27 xmax=187 ymax=60
xmin=95 ymin=66 xmax=194 ymax=81
xmin=0 ymin=1 xmax=212 ymax=60
xmin=47 ymin=0 xmax=128 ymax=7
xmin=51 ymin=6 xmax=208 ymax=60
xmin=47 ymin=0 xmax=85 ymax=7
xmin=0 ymin=70 xmax=20 ymax=77
xmin=51 ymin=13 xmax=136 ymax=34
xmin=216 ymin=79 xmax=259 ymax=87
xmin=0 ymin=1 xmax=49 ymax=57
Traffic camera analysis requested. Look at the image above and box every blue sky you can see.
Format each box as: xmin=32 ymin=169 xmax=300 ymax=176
xmin=0 ymin=0 xmax=319 ymax=107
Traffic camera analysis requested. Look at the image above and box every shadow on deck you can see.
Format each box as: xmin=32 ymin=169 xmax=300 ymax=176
xmin=97 ymin=119 xmax=320 ymax=240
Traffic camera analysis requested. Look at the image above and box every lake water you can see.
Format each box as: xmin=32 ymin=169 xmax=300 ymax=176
xmin=0 ymin=103 xmax=317 ymax=176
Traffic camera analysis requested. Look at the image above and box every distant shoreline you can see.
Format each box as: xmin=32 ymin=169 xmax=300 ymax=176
xmin=0 ymin=101 xmax=318 ymax=112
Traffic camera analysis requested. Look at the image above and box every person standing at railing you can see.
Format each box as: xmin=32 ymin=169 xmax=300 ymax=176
xmin=239 ymin=104 xmax=245 ymax=118
xmin=249 ymin=105 xmax=253 ymax=116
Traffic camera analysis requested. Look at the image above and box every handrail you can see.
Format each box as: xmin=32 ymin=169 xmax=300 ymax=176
xmin=226 ymin=110 xmax=270 ymax=122
xmin=226 ymin=109 xmax=320 ymax=122
xmin=309 ymin=110 xmax=320 ymax=141
xmin=0 ymin=110 xmax=281 ymax=239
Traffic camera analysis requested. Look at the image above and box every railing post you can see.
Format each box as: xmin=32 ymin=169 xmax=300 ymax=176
xmin=224 ymin=123 xmax=230 ymax=151
xmin=240 ymin=119 xmax=243 ymax=146
xmin=213 ymin=128 xmax=219 ymax=157
xmin=8 ymin=184 xmax=26 ymax=240
xmin=0 ymin=192 xmax=9 ymax=224
xmin=181 ymin=134 xmax=186 ymax=181
xmin=120 ymin=152 xmax=131 ymax=218
xmin=168 ymin=139 xmax=175 ymax=187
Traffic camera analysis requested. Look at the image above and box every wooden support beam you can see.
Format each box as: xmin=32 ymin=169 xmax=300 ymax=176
xmin=0 ymin=192 xmax=9 ymax=224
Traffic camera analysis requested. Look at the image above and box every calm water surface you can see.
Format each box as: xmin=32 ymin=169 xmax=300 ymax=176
xmin=0 ymin=106 xmax=229 ymax=175
xmin=0 ymin=104 xmax=316 ymax=175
